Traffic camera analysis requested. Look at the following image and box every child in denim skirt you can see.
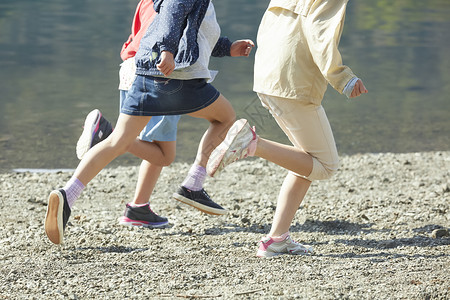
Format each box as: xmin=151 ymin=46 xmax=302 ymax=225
xmin=44 ymin=0 xmax=254 ymax=244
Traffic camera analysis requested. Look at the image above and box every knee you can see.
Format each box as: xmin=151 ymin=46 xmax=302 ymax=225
xmin=219 ymin=104 xmax=236 ymax=128
xmin=323 ymin=162 xmax=339 ymax=179
xmin=158 ymin=152 xmax=176 ymax=166
xmin=211 ymin=113 xmax=235 ymax=138
xmin=229 ymin=110 xmax=237 ymax=124
xmin=154 ymin=141 xmax=176 ymax=166
xmin=307 ymin=157 xmax=340 ymax=181
xmin=206 ymin=96 xmax=236 ymax=130
xmin=221 ymin=111 xmax=236 ymax=129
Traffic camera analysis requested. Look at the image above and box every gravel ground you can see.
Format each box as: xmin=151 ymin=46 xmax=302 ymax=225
xmin=0 ymin=151 xmax=449 ymax=299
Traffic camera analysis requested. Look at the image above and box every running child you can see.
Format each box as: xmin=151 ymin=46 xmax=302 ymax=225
xmin=207 ymin=0 xmax=368 ymax=257
xmin=44 ymin=0 xmax=254 ymax=244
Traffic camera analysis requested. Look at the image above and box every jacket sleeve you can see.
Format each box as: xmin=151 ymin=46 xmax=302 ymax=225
xmin=211 ymin=37 xmax=232 ymax=57
xmin=155 ymin=0 xmax=197 ymax=55
xmin=303 ymin=0 xmax=355 ymax=94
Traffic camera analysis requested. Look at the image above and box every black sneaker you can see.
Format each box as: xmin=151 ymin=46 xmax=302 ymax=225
xmin=44 ymin=189 xmax=71 ymax=245
xmin=172 ymin=186 xmax=227 ymax=215
xmin=118 ymin=203 xmax=168 ymax=228
xmin=76 ymin=109 xmax=113 ymax=160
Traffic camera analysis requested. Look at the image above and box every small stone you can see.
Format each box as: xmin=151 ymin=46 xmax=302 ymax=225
xmin=241 ymin=217 xmax=250 ymax=224
xmin=431 ymin=228 xmax=449 ymax=239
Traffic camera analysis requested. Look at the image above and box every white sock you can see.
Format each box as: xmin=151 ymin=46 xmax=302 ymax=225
xmin=181 ymin=164 xmax=206 ymax=191
xmin=63 ymin=177 xmax=85 ymax=209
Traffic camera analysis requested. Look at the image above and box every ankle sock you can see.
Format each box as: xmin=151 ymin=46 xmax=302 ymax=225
xmin=63 ymin=177 xmax=85 ymax=209
xmin=270 ymin=232 xmax=290 ymax=242
xmin=182 ymin=164 xmax=206 ymax=191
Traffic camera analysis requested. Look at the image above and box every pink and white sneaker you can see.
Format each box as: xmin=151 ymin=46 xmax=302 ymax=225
xmin=256 ymin=235 xmax=314 ymax=258
xmin=206 ymin=119 xmax=258 ymax=177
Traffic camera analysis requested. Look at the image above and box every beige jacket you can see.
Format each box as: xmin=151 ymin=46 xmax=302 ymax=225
xmin=253 ymin=0 xmax=356 ymax=105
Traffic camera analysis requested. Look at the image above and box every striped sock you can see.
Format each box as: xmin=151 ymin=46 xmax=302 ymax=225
xmin=182 ymin=164 xmax=206 ymax=191
xmin=63 ymin=177 xmax=85 ymax=209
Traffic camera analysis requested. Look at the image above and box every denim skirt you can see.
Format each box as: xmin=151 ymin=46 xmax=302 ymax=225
xmin=120 ymin=90 xmax=181 ymax=142
xmin=121 ymin=75 xmax=220 ymax=116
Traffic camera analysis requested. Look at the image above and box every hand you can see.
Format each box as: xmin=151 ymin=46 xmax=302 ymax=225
xmin=350 ymin=79 xmax=368 ymax=98
xmin=157 ymin=51 xmax=175 ymax=76
xmin=230 ymin=39 xmax=255 ymax=57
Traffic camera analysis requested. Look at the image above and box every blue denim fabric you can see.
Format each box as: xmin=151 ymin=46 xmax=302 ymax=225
xmin=120 ymin=89 xmax=181 ymax=142
xmin=135 ymin=0 xmax=232 ymax=76
xmin=121 ymin=75 xmax=220 ymax=116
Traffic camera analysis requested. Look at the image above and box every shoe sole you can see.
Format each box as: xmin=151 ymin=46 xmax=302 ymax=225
xmin=207 ymin=119 xmax=248 ymax=177
xmin=44 ymin=190 xmax=64 ymax=245
xmin=172 ymin=193 xmax=227 ymax=215
xmin=256 ymin=249 xmax=313 ymax=258
xmin=118 ymin=217 xmax=168 ymax=228
xmin=256 ymin=250 xmax=283 ymax=258
xmin=76 ymin=109 xmax=101 ymax=160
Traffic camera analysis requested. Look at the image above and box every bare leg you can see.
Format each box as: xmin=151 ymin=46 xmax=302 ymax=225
xmin=252 ymin=95 xmax=338 ymax=239
xmin=74 ymin=113 xmax=151 ymax=185
xmin=170 ymin=94 xmax=235 ymax=215
xmin=87 ymin=95 xmax=234 ymax=169
xmin=188 ymin=94 xmax=235 ymax=167
xmin=127 ymin=138 xmax=176 ymax=167
xmin=132 ymin=160 xmax=163 ymax=205
xmin=254 ymin=138 xmax=313 ymax=177
xmin=269 ymin=173 xmax=311 ymax=236
xmin=131 ymin=141 xmax=176 ymax=205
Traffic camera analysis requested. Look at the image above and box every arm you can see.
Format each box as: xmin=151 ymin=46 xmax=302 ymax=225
xmin=349 ymin=79 xmax=368 ymax=98
xmin=211 ymin=37 xmax=233 ymax=57
xmin=343 ymin=77 xmax=368 ymax=98
xmin=154 ymin=0 xmax=197 ymax=55
xmin=230 ymin=39 xmax=255 ymax=57
xmin=304 ymin=0 xmax=356 ymax=94
xmin=154 ymin=0 xmax=196 ymax=76
xmin=157 ymin=51 xmax=175 ymax=76
xmin=211 ymin=38 xmax=255 ymax=58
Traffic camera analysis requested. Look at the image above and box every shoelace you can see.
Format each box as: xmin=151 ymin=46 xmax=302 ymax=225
xmin=201 ymin=189 xmax=211 ymax=199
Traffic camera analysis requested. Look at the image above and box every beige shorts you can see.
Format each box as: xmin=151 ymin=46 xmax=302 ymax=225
xmin=258 ymin=93 xmax=340 ymax=181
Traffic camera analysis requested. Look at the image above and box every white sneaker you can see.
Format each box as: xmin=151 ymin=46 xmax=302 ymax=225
xmin=256 ymin=235 xmax=314 ymax=258
xmin=206 ymin=119 xmax=257 ymax=177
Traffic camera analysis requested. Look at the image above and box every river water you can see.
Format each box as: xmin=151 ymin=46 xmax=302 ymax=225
xmin=0 ymin=0 xmax=449 ymax=172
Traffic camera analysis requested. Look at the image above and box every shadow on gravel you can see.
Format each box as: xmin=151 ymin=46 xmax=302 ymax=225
xmin=160 ymin=223 xmax=267 ymax=236
xmin=74 ymin=246 xmax=149 ymax=253
xmin=334 ymin=236 xmax=450 ymax=249
xmin=291 ymin=219 xmax=379 ymax=235
xmin=413 ymin=224 xmax=448 ymax=234
xmin=322 ymin=251 xmax=449 ymax=261
xmin=152 ymin=220 xmax=449 ymax=253
xmin=160 ymin=219 xmax=383 ymax=237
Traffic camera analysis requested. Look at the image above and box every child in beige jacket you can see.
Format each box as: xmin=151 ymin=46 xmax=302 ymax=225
xmin=207 ymin=0 xmax=368 ymax=257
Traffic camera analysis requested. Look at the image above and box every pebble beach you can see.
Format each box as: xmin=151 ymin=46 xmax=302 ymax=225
xmin=0 ymin=151 xmax=449 ymax=299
